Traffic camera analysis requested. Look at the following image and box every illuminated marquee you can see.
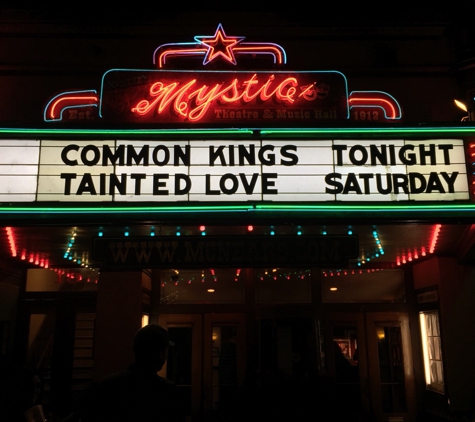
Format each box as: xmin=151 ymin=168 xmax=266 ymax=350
xmin=44 ymin=24 xmax=403 ymax=126
xmin=0 ymin=138 xmax=468 ymax=203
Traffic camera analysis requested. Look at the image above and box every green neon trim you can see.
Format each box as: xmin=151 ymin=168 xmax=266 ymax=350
xmin=260 ymin=126 xmax=475 ymax=136
xmin=0 ymin=128 xmax=254 ymax=136
xmin=254 ymin=204 xmax=475 ymax=212
xmin=0 ymin=126 xmax=475 ymax=136
xmin=1 ymin=203 xmax=475 ymax=214
xmin=0 ymin=206 xmax=251 ymax=213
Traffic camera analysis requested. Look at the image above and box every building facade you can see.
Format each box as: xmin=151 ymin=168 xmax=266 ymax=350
xmin=1 ymin=8 xmax=475 ymax=422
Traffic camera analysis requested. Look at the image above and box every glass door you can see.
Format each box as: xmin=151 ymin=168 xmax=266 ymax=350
xmin=158 ymin=313 xmax=245 ymax=422
xmin=203 ymin=313 xmax=246 ymax=422
xmin=366 ymin=312 xmax=416 ymax=422
xmin=328 ymin=312 xmax=416 ymax=422
xmin=158 ymin=314 xmax=203 ymax=422
xmin=327 ymin=313 xmax=369 ymax=420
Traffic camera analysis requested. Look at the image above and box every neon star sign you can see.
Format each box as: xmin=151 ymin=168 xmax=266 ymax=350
xmin=43 ymin=24 xmax=403 ymax=125
xmin=153 ymin=23 xmax=287 ymax=68
xmin=195 ymin=23 xmax=245 ymax=65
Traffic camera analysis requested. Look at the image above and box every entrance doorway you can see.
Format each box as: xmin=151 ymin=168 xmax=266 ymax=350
xmin=255 ymin=316 xmax=319 ymax=421
xmin=327 ymin=312 xmax=416 ymax=422
xmin=19 ymin=295 xmax=96 ymax=419
xmin=158 ymin=313 xmax=246 ymax=422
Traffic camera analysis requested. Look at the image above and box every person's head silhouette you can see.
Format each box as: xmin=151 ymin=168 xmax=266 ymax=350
xmin=133 ymin=324 xmax=174 ymax=372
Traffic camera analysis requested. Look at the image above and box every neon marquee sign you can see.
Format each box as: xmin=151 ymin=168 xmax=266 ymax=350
xmin=44 ymin=24 xmax=402 ymax=126
xmin=131 ymin=74 xmax=320 ymax=120
xmin=99 ymin=69 xmax=346 ymax=125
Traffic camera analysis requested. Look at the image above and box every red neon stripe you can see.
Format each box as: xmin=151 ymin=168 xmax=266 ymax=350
xmin=233 ymin=45 xmax=285 ymax=63
xmin=6 ymin=227 xmax=17 ymax=257
xmin=348 ymin=97 xmax=398 ymax=119
xmin=348 ymin=92 xmax=401 ymax=119
xmin=48 ymin=95 xmax=99 ymax=120
xmin=158 ymin=48 xmax=208 ymax=68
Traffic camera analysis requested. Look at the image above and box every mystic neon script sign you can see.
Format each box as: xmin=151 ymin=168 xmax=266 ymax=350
xmin=99 ymin=70 xmax=347 ymax=125
xmin=43 ymin=24 xmax=403 ymax=126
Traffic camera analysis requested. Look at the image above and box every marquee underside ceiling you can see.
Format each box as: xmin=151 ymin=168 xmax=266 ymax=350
xmin=1 ymin=222 xmax=473 ymax=273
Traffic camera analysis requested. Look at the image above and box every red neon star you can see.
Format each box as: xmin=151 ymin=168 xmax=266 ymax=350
xmin=194 ymin=24 xmax=245 ymax=65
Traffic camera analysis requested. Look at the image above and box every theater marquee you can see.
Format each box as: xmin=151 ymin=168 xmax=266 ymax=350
xmin=1 ymin=25 xmax=470 ymax=208
xmin=0 ymin=138 xmax=468 ymax=203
